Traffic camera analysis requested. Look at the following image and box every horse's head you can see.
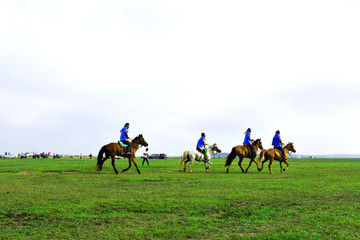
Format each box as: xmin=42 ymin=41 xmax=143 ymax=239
xmin=210 ymin=143 xmax=222 ymax=153
xmin=285 ymin=142 xmax=296 ymax=153
xmin=134 ymin=134 xmax=148 ymax=147
xmin=254 ymin=138 xmax=263 ymax=150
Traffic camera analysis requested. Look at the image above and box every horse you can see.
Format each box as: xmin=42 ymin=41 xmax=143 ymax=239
xmin=179 ymin=144 xmax=221 ymax=173
xmin=257 ymin=142 xmax=296 ymax=174
xmin=225 ymin=139 xmax=263 ymax=173
xmin=96 ymin=134 xmax=148 ymax=174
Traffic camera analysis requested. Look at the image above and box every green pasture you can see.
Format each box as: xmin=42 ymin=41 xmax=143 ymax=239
xmin=0 ymin=156 xmax=359 ymax=239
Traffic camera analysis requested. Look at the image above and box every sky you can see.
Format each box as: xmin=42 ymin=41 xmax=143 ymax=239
xmin=1 ymin=0 xmax=360 ymax=156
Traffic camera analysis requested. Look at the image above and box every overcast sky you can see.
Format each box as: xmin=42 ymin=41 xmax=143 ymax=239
xmin=1 ymin=0 xmax=359 ymax=156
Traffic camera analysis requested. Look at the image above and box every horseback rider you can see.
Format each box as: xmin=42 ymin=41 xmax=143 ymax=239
xmin=196 ymin=133 xmax=209 ymax=162
xmin=119 ymin=123 xmax=133 ymax=154
xmin=272 ymin=130 xmax=285 ymax=160
xmin=243 ymin=128 xmax=256 ymax=158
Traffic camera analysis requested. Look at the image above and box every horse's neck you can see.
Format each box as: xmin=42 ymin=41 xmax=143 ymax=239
xmin=253 ymin=143 xmax=259 ymax=152
xmin=131 ymin=141 xmax=140 ymax=151
xmin=283 ymin=146 xmax=290 ymax=156
xmin=206 ymin=146 xmax=214 ymax=155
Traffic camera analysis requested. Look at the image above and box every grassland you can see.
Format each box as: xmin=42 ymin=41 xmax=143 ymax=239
xmin=0 ymin=156 xmax=359 ymax=239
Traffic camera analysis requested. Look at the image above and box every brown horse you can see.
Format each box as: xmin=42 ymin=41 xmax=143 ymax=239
xmin=96 ymin=134 xmax=148 ymax=174
xmin=257 ymin=142 xmax=296 ymax=174
xmin=225 ymin=139 xmax=263 ymax=173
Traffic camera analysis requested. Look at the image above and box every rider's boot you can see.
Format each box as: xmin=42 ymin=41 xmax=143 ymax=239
xmin=126 ymin=147 xmax=132 ymax=155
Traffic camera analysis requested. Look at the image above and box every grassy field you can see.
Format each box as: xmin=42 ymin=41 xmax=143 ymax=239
xmin=0 ymin=156 xmax=360 ymax=239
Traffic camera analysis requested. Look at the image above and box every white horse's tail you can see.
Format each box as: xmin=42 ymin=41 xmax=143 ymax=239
xmin=179 ymin=151 xmax=189 ymax=167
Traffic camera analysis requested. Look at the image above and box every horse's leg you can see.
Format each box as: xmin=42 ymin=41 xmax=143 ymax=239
xmin=260 ymin=156 xmax=268 ymax=172
xmin=283 ymin=160 xmax=290 ymax=172
xmin=238 ymin=156 xmax=245 ymax=173
xmin=245 ymin=158 xmax=255 ymax=173
xmin=111 ymin=155 xmax=119 ymax=174
xmin=188 ymin=160 xmax=193 ymax=173
xmin=204 ymin=162 xmax=209 ymax=173
xmin=122 ymin=157 xmax=132 ymax=173
xmin=183 ymin=159 xmax=190 ymax=172
xmin=280 ymin=161 xmax=283 ymax=173
xmin=268 ymin=158 xmax=274 ymax=174
xmin=132 ymin=157 xmax=141 ymax=174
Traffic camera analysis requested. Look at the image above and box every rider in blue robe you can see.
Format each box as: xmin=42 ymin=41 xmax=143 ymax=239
xmin=119 ymin=123 xmax=132 ymax=153
xmin=196 ymin=133 xmax=209 ymax=161
xmin=272 ymin=130 xmax=285 ymax=160
xmin=243 ymin=128 xmax=256 ymax=158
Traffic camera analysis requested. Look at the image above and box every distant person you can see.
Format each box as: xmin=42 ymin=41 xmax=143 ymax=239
xmin=196 ymin=133 xmax=209 ymax=161
xmin=142 ymin=148 xmax=150 ymax=166
xmin=243 ymin=128 xmax=255 ymax=158
xmin=120 ymin=123 xmax=133 ymax=154
xmin=272 ymin=130 xmax=285 ymax=160
xmin=80 ymin=153 xmax=83 ymax=159
xmin=89 ymin=154 xmax=92 ymax=159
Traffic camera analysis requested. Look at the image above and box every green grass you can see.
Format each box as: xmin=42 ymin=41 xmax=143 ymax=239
xmin=1 ymin=157 xmax=360 ymax=239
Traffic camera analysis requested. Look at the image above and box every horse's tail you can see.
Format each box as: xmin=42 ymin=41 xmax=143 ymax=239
xmin=179 ymin=151 xmax=189 ymax=167
xmin=97 ymin=145 xmax=106 ymax=166
xmin=225 ymin=147 xmax=237 ymax=167
xmin=257 ymin=150 xmax=266 ymax=164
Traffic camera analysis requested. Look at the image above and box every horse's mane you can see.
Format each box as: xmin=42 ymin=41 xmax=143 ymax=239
xmin=284 ymin=142 xmax=293 ymax=148
xmin=253 ymin=139 xmax=261 ymax=145
xmin=132 ymin=134 xmax=143 ymax=142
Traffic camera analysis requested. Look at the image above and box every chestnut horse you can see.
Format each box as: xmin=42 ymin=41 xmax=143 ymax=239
xmin=225 ymin=139 xmax=263 ymax=173
xmin=97 ymin=134 xmax=148 ymax=174
xmin=257 ymin=142 xmax=296 ymax=174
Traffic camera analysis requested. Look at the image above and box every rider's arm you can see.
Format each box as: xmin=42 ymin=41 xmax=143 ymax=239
xmin=125 ymin=132 xmax=133 ymax=141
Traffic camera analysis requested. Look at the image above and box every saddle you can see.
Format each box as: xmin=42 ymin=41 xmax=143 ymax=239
xmin=274 ymin=147 xmax=286 ymax=160
xmin=274 ymin=148 xmax=282 ymax=154
xmin=245 ymin=145 xmax=256 ymax=158
xmin=118 ymin=141 xmax=130 ymax=155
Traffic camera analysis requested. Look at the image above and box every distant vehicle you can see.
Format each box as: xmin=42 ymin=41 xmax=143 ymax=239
xmin=5 ymin=154 xmax=18 ymax=159
xmin=149 ymin=154 xmax=159 ymax=159
xmin=149 ymin=153 xmax=167 ymax=159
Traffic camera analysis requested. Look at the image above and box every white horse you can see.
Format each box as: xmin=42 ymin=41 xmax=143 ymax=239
xmin=179 ymin=144 xmax=221 ymax=173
